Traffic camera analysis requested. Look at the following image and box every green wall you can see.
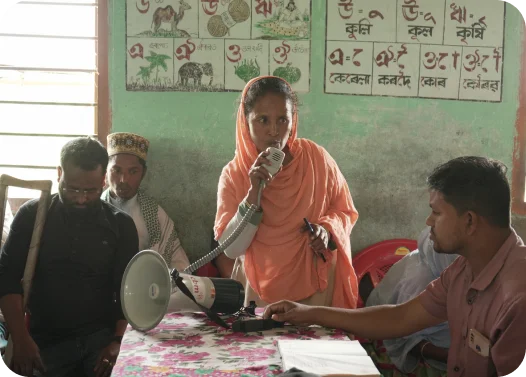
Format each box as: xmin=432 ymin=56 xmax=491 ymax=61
xmin=110 ymin=1 xmax=525 ymax=261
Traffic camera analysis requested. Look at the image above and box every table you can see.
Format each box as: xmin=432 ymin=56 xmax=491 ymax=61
xmin=112 ymin=312 xmax=350 ymax=377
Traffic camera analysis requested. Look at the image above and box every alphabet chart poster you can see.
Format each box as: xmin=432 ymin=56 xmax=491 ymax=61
xmin=126 ymin=0 xmax=312 ymax=92
xmin=325 ymin=0 xmax=505 ymax=102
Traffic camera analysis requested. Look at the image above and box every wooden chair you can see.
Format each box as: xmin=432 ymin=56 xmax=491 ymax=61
xmin=0 ymin=174 xmax=52 ymax=365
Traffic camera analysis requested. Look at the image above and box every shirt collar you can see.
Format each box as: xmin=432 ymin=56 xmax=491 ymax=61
xmin=470 ymin=228 xmax=522 ymax=291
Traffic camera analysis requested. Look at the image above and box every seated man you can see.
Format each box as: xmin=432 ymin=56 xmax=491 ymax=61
xmin=365 ymin=227 xmax=457 ymax=374
xmin=101 ymin=132 xmax=190 ymax=271
xmin=0 ymin=137 xmax=139 ymax=377
xmin=264 ymin=156 xmax=526 ymax=377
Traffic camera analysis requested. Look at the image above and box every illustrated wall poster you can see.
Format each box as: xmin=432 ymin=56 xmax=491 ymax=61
xmin=127 ymin=0 xmax=312 ymax=92
xmin=325 ymin=0 xmax=505 ymax=102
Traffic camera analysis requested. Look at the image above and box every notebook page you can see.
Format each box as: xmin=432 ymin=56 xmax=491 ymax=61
xmin=281 ymin=353 xmax=380 ymax=376
xmin=278 ymin=340 xmax=368 ymax=356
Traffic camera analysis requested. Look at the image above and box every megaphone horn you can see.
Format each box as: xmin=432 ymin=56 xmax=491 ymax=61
xmin=121 ymin=250 xmax=245 ymax=331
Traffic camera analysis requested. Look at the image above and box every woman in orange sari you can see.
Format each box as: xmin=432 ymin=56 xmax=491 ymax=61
xmin=214 ymin=76 xmax=359 ymax=309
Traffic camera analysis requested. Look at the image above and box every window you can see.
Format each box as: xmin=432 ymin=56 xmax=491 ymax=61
xmin=0 ymin=0 xmax=109 ymax=198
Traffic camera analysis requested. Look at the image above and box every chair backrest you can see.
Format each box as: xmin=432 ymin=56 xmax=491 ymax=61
xmin=0 ymin=174 xmax=52 ymax=362
xmin=195 ymin=263 xmax=219 ymax=277
xmin=353 ymin=238 xmax=417 ymax=308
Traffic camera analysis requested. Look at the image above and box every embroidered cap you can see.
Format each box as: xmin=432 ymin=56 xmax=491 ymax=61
xmin=107 ymin=132 xmax=149 ymax=161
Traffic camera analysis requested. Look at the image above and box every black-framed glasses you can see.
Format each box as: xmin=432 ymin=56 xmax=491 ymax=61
xmin=61 ymin=187 xmax=101 ymax=197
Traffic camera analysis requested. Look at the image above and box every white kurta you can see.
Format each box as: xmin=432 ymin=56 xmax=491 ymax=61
xmin=106 ymin=192 xmax=190 ymax=271
xmin=108 ymin=195 xmax=149 ymax=250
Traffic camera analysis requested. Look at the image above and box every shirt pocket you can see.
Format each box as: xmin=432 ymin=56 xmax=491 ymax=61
xmin=466 ymin=346 xmax=494 ymax=376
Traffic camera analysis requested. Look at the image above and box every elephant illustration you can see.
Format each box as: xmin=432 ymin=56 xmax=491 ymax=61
xmin=177 ymin=62 xmax=214 ymax=87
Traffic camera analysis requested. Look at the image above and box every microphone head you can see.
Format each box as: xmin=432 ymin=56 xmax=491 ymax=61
xmin=263 ymin=147 xmax=285 ymax=176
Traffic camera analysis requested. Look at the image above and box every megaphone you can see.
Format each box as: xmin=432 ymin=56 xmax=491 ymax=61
xmin=121 ymin=250 xmax=245 ymax=331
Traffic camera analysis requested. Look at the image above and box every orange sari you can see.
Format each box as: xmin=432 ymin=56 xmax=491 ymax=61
xmin=214 ymin=76 xmax=359 ymax=308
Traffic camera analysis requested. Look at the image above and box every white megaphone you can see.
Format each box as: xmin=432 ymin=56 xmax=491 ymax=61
xmin=121 ymin=250 xmax=245 ymax=331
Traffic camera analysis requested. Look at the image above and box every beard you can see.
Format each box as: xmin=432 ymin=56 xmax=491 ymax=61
xmin=58 ymin=182 xmax=100 ymax=218
xmin=430 ymin=238 xmax=459 ymax=255
xmin=431 ymin=240 xmax=444 ymax=253
xmin=111 ymin=183 xmax=136 ymax=201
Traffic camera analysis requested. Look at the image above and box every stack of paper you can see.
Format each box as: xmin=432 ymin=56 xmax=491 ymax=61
xmin=277 ymin=339 xmax=380 ymax=377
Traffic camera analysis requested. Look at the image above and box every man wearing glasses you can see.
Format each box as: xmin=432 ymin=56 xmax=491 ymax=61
xmin=0 ymin=137 xmax=139 ymax=377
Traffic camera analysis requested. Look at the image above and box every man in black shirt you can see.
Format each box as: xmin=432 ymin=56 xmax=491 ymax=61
xmin=0 ymin=137 xmax=139 ymax=377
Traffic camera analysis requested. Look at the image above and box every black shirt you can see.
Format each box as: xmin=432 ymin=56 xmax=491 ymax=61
xmin=0 ymin=195 xmax=139 ymax=347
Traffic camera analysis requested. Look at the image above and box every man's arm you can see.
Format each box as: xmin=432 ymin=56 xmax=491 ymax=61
xmin=0 ymin=295 xmax=44 ymax=376
xmin=264 ymin=245 xmax=453 ymax=341
xmin=264 ymin=296 xmax=445 ymax=340
xmin=0 ymin=204 xmax=33 ymax=338
xmin=113 ymin=319 xmax=127 ymax=337
xmin=0 ymin=202 xmax=45 ymax=375
xmin=491 ymin=294 xmax=526 ymax=376
xmin=112 ymin=214 xmax=139 ymax=324
xmin=94 ymin=214 xmax=139 ymax=377
xmin=0 ymin=295 xmax=28 ymax=344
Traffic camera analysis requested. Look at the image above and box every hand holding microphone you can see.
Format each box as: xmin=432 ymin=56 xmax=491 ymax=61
xmin=248 ymin=150 xmax=277 ymax=189
xmin=247 ymin=147 xmax=285 ymax=207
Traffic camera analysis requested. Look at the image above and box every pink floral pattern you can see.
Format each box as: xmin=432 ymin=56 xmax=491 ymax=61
xmin=112 ymin=312 xmax=352 ymax=377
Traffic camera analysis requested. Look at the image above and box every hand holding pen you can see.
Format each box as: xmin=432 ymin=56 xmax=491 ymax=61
xmin=302 ymin=218 xmax=328 ymax=263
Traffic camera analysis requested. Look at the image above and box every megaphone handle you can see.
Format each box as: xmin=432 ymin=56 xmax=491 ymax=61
xmin=173 ymin=276 xmax=231 ymax=329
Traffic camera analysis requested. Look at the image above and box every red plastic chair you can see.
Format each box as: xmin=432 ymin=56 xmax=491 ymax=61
xmin=353 ymin=238 xmax=417 ymax=308
xmin=195 ymin=262 xmax=219 ymax=277
xmin=194 ymin=232 xmax=222 ymax=277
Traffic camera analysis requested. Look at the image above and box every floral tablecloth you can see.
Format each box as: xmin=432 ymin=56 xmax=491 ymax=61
xmin=112 ymin=312 xmax=350 ymax=377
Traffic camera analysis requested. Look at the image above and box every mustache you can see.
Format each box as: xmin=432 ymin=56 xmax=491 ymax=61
xmin=117 ymin=184 xmax=131 ymax=190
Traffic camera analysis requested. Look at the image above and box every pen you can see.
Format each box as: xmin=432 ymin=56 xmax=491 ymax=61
xmin=303 ymin=218 xmax=326 ymax=263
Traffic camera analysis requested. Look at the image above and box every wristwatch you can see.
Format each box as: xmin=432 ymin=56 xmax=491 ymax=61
xmin=110 ymin=335 xmax=123 ymax=344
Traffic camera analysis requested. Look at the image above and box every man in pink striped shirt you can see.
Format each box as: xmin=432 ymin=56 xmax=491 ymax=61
xmin=264 ymin=156 xmax=526 ymax=377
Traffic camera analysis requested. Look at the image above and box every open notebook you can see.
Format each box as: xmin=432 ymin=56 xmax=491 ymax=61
xmin=277 ymin=339 xmax=381 ymax=377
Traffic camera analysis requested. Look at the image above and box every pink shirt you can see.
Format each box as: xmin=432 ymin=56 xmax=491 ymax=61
xmin=419 ymin=229 xmax=526 ymax=377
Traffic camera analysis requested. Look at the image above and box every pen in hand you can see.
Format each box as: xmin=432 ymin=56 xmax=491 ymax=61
xmin=303 ymin=218 xmax=327 ymax=263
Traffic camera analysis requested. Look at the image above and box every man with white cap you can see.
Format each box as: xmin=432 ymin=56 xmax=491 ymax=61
xmin=101 ymin=132 xmax=190 ymax=271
